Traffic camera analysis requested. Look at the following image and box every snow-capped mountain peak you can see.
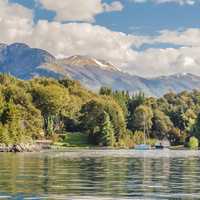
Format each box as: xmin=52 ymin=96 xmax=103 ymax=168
xmin=59 ymin=55 xmax=119 ymax=71
xmin=1 ymin=43 xmax=200 ymax=97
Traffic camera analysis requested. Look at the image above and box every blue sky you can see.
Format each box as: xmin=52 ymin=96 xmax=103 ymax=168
xmin=2 ymin=0 xmax=200 ymax=77
xmin=10 ymin=0 xmax=200 ymax=35
xmin=97 ymin=1 xmax=200 ymax=35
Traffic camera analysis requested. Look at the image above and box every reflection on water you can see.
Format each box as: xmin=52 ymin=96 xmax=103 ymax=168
xmin=0 ymin=150 xmax=200 ymax=199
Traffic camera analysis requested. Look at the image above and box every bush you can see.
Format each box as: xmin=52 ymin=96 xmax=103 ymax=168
xmin=117 ymin=131 xmax=157 ymax=149
xmin=188 ymin=136 xmax=199 ymax=149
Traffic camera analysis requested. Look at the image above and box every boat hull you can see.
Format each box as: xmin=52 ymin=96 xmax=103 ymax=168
xmin=155 ymin=145 xmax=164 ymax=149
xmin=135 ymin=144 xmax=151 ymax=150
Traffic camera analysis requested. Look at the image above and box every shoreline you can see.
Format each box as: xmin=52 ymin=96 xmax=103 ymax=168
xmin=1 ymin=148 xmax=200 ymax=159
xmin=0 ymin=138 xmax=198 ymax=153
xmin=0 ymin=143 xmax=198 ymax=153
xmin=0 ymin=144 xmax=42 ymax=152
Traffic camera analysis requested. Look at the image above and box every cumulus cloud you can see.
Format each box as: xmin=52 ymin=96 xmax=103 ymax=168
xmin=103 ymin=1 xmax=124 ymax=12
xmin=1 ymin=0 xmax=200 ymax=77
xmin=29 ymin=21 xmax=145 ymax=65
xmin=0 ymin=1 xmax=145 ymax=69
xmin=124 ymin=46 xmax=200 ymax=77
xmin=130 ymin=0 xmax=197 ymax=5
xmin=155 ymin=29 xmax=200 ymax=46
xmin=37 ymin=0 xmax=123 ymax=22
xmin=0 ymin=0 xmax=33 ymax=43
xmin=0 ymin=0 xmax=33 ymax=19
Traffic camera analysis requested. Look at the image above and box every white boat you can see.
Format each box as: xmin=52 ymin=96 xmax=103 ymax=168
xmin=135 ymin=144 xmax=151 ymax=150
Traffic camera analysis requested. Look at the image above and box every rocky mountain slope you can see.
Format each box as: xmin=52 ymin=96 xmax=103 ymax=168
xmin=0 ymin=43 xmax=55 ymax=79
xmin=0 ymin=42 xmax=200 ymax=97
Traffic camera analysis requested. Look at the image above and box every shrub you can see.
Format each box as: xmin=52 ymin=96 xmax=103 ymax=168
xmin=117 ymin=130 xmax=157 ymax=149
xmin=188 ymin=136 xmax=199 ymax=149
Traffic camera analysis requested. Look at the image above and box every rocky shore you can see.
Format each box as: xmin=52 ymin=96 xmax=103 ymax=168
xmin=0 ymin=143 xmax=42 ymax=152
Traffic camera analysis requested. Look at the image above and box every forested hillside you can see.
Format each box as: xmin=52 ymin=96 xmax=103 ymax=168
xmin=0 ymin=74 xmax=200 ymax=147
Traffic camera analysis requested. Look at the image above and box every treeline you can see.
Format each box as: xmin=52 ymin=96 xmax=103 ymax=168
xmin=0 ymin=74 xmax=200 ymax=147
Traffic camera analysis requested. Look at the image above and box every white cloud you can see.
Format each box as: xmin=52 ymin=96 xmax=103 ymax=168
xmin=1 ymin=0 xmax=200 ymax=78
xmin=37 ymin=0 xmax=123 ymax=22
xmin=130 ymin=0 xmax=197 ymax=5
xmin=30 ymin=21 xmax=152 ymax=70
xmin=124 ymin=46 xmax=200 ymax=77
xmin=0 ymin=0 xmax=144 ymax=68
xmin=0 ymin=0 xmax=33 ymax=43
xmin=119 ymin=28 xmax=200 ymax=77
xmin=0 ymin=0 xmax=33 ymax=19
xmin=155 ymin=28 xmax=200 ymax=46
xmin=182 ymin=56 xmax=196 ymax=66
xmin=103 ymin=1 xmax=124 ymax=12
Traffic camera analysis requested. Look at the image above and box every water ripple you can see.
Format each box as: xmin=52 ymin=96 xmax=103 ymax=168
xmin=1 ymin=150 xmax=200 ymax=199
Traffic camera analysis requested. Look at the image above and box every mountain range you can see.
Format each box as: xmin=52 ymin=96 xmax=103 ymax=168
xmin=0 ymin=42 xmax=200 ymax=97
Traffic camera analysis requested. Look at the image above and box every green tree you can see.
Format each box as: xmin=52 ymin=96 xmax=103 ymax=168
xmin=31 ymin=84 xmax=69 ymax=116
xmin=193 ymin=112 xmax=200 ymax=140
xmin=80 ymin=97 xmax=126 ymax=145
xmin=0 ymin=101 xmax=28 ymax=144
xmin=128 ymin=92 xmax=145 ymax=130
xmin=167 ymin=127 xmax=181 ymax=145
xmin=100 ymin=111 xmax=115 ymax=146
xmin=169 ymin=108 xmax=186 ymax=131
xmin=2 ymin=85 xmax=32 ymax=107
xmin=99 ymin=87 xmax=112 ymax=96
xmin=182 ymin=109 xmax=197 ymax=132
xmin=188 ymin=136 xmax=199 ymax=149
xmin=152 ymin=110 xmax=173 ymax=139
xmin=31 ymin=84 xmax=69 ymax=135
xmin=112 ymin=91 xmax=129 ymax=118
xmin=132 ymin=105 xmax=153 ymax=134
xmin=0 ymin=90 xmax=5 ymax=119
xmin=101 ymin=96 xmax=126 ymax=139
xmin=0 ymin=125 xmax=10 ymax=145
xmin=80 ymin=99 xmax=105 ymax=144
xmin=99 ymin=88 xmax=129 ymax=118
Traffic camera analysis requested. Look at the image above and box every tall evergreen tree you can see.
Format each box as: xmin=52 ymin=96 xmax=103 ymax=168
xmin=100 ymin=111 xmax=115 ymax=147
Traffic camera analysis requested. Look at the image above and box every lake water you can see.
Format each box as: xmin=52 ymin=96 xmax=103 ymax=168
xmin=1 ymin=149 xmax=200 ymax=200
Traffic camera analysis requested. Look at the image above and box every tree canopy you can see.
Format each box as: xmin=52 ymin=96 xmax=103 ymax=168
xmin=0 ymin=75 xmax=200 ymax=148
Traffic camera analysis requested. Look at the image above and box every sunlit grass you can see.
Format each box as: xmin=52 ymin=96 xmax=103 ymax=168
xmin=54 ymin=132 xmax=92 ymax=147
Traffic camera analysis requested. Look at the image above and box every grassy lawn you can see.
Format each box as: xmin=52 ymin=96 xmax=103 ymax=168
xmin=54 ymin=132 xmax=91 ymax=147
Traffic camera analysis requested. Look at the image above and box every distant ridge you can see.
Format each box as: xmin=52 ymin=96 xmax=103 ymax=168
xmin=1 ymin=42 xmax=200 ymax=97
